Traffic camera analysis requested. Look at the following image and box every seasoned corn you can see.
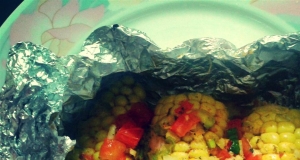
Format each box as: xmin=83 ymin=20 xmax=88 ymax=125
xmin=149 ymin=92 xmax=229 ymax=159
xmin=66 ymin=75 xmax=147 ymax=160
xmin=243 ymin=104 xmax=300 ymax=159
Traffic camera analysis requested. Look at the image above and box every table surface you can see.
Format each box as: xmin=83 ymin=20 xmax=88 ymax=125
xmin=0 ymin=1 xmax=23 ymax=27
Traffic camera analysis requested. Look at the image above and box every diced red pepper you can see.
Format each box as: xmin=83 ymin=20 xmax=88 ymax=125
xmin=115 ymin=121 xmax=144 ymax=148
xmin=216 ymin=149 xmax=232 ymax=160
xmin=127 ymin=102 xmax=154 ymax=127
xmin=227 ymin=119 xmax=243 ymax=139
xmin=175 ymin=100 xmax=193 ymax=115
xmin=246 ymin=154 xmax=262 ymax=160
xmin=241 ymin=137 xmax=253 ymax=158
xmin=99 ymin=138 xmax=126 ymax=160
xmin=170 ymin=112 xmax=200 ymax=137
xmin=114 ymin=113 xmax=134 ymax=129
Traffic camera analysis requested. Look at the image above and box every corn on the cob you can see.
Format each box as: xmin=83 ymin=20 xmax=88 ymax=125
xmin=65 ymin=76 xmax=147 ymax=160
xmin=242 ymin=104 xmax=300 ymax=159
xmin=149 ymin=92 xmax=229 ymax=159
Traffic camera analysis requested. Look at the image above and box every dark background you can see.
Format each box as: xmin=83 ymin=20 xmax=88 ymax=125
xmin=0 ymin=1 xmax=23 ymax=27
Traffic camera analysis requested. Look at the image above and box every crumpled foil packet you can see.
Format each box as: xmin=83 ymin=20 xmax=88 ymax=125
xmin=0 ymin=24 xmax=300 ymax=159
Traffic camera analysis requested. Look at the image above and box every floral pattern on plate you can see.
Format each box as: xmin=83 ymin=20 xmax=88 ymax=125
xmin=10 ymin=0 xmax=108 ymax=56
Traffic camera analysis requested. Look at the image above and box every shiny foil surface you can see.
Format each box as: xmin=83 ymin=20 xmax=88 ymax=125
xmin=0 ymin=25 xmax=300 ymax=159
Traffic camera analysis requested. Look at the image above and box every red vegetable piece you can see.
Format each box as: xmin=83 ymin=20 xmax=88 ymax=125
xmin=246 ymin=154 xmax=262 ymax=160
xmin=175 ymin=100 xmax=193 ymax=115
xmin=128 ymin=102 xmax=154 ymax=127
xmin=99 ymin=138 xmax=126 ymax=160
xmin=115 ymin=113 xmax=134 ymax=129
xmin=81 ymin=154 xmax=93 ymax=160
xmin=227 ymin=119 xmax=243 ymax=139
xmin=170 ymin=112 xmax=200 ymax=137
xmin=216 ymin=149 xmax=232 ymax=160
xmin=115 ymin=127 xmax=144 ymax=148
xmin=241 ymin=137 xmax=254 ymax=159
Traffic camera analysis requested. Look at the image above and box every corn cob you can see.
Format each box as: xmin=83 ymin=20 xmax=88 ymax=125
xmin=65 ymin=76 xmax=147 ymax=160
xmin=149 ymin=92 xmax=229 ymax=159
xmin=242 ymin=104 xmax=300 ymax=159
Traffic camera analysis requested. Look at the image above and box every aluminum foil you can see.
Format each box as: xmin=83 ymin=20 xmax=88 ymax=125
xmin=0 ymin=25 xmax=300 ymax=159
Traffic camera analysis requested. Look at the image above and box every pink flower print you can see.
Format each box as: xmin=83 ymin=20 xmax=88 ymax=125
xmin=10 ymin=0 xmax=105 ymax=56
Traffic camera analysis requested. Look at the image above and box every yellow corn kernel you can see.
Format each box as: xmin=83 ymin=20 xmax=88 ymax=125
xmin=215 ymin=109 xmax=228 ymax=121
xmin=261 ymin=154 xmax=280 ymax=160
xmin=190 ymin=140 xmax=207 ymax=149
xmin=93 ymin=151 xmax=100 ymax=160
xmin=162 ymin=155 xmax=181 ymax=160
xmin=163 ymin=95 xmax=175 ymax=104
xmin=189 ymin=100 xmax=200 ymax=110
xmin=94 ymin=141 xmax=103 ymax=151
xmin=158 ymin=115 xmax=175 ymax=129
xmin=125 ymin=155 xmax=133 ymax=160
xmin=210 ymin=124 xmax=223 ymax=138
xmin=277 ymin=121 xmax=295 ymax=133
xmin=160 ymin=103 xmax=173 ymax=115
xmin=166 ymin=130 xmax=181 ymax=143
xmin=112 ymin=106 xmax=127 ymax=116
xmin=174 ymin=94 xmax=188 ymax=104
xmin=243 ymin=119 xmax=263 ymax=135
xmin=260 ymin=112 xmax=276 ymax=122
xmin=190 ymin=124 xmax=204 ymax=133
xmin=173 ymin=141 xmax=190 ymax=152
xmin=170 ymin=152 xmax=189 ymax=159
xmin=294 ymin=139 xmax=300 ymax=149
xmin=133 ymin=84 xmax=146 ymax=99
xmin=261 ymin=132 xmax=280 ymax=144
xmin=154 ymin=103 xmax=163 ymax=115
xmin=94 ymin=130 xmax=107 ymax=142
xmin=249 ymin=136 xmax=261 ymax=149
xmin=101 ymin=116 xmax=115 ymax=129
xmin=200 ymin=103 xmax=216 ymax=116
xmin=293 ymin=118 xmax=300 ymax=128
xmin=280 ymin=153 xmax=297 ymax=160
xmin=259 ymin=143 xmax=279 ymax=154
xmin=188 ymin=149 xmax=209 ymax=158
xmin=204 ymin=131 xmax=219 ymax=142
xmin=82 ymin=148 xmax=95 ymax=157
xmin=260 ymin=121 xmax=277 ymax=133
xmin=279 ymin=132 xmax=296 ymax=143
xmin=214 ymin=117 xmax=227 ymax=130
xmin=151 ymin=115 xmax=161 ymax=124
xmin=201 ymin=95 xmax=216 ymax=105
xmin=295 ymin=128 xmax=300 ymax=138
xmin=182 ymin=132 xmax=194 ymax=142
xmin=187 ymin=92 xmax=202 ymax=102
xmin=215 ymin=101 xmax=226 ymax=110
xmin=192 ymin=133 xmax=205 ymax=142
xmin=275 ymin=114 xmax=288 ymax=122
xmin=243 ymin=132 xmax=254 ymax=141
xmin=287 ymin=109 xmax=300 ymax=119
xmin=216 ymin=138 xmax=228 ymax=149
xmin=114 ymin=95 xmax=128 ymax=106
xmin=246 ymin=112 xmax=260 ymax=122
xmin=278 ymin=142 xmax=296 ymax=153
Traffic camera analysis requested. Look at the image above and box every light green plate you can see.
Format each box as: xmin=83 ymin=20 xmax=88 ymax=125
xmin=97 ymin=0 xmax=296 ymax=49
xmin=0 ymin=0 xmax=297 ymax=89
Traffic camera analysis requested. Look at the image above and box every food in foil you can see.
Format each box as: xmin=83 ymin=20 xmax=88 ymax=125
xmin=1 ymin=25 xmax=300 ymax=160
xmin=65 ymin=75 xmax=153 ymax=160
